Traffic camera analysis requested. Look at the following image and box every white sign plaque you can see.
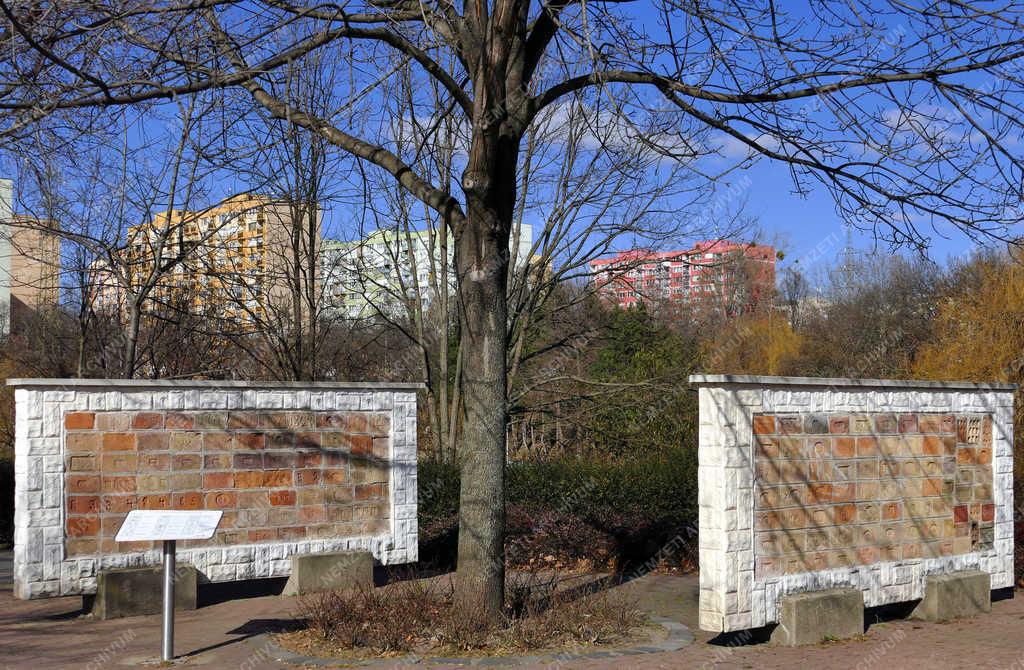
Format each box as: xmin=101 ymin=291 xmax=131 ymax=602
xmin=115 ymin=510 xmax=223 ymax=542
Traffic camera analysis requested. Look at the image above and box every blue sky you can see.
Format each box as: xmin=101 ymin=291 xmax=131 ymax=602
xmin=738 ymin=159 xmax=1000 ymax=276
xmin=7 ymin=0 xmax=1022 ymax=289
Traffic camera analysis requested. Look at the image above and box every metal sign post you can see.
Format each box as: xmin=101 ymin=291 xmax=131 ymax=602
xmin=115 ymin=510 xmax=223 ymax=662
xmin=162 ymin=539 xmax=176 ymax=662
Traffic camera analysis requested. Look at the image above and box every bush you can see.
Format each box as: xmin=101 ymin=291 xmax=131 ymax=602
xmin=289 ymin=573 xmax=644 ymax=655
xmin=418 ymin=446 xmax=698 ymax=573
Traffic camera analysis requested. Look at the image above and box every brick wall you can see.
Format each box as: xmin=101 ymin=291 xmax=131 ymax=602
xmin=10 ymin=380 xmax=419 ymax=599
xmin=63 ymin=409 xmax=392 ymax=557
xmin=691 ymin=375 xmax=1015 ymax=633
xmin=752 ymin=412 xmax=994 ymax=579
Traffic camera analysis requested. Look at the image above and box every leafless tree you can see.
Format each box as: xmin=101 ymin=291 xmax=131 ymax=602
xmin=779 ymin=266 xmax=810 ymax=329
xmin=3 ymin=0 xmax=1024 ymax=617
xmin=11 ymin=96 xmax=245 ymax=378
xmin=202 ymin=51 xmax=357 ymax=381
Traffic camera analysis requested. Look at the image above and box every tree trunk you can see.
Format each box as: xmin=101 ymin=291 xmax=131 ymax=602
xmin=453 ymin=129 xmax=518 ymax=621
xmin=124 ymin=301 xmax=142 ymax=379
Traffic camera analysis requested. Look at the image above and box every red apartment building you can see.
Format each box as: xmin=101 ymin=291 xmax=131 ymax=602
xmin=589 ymin=240 xmax=776 ymax=312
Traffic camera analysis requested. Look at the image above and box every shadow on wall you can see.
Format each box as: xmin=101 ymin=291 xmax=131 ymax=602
xmin=1 ymin=457 xmax=12 ymax=546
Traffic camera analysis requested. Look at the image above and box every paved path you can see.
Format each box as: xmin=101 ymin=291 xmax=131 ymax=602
xmin=2 ymin=550 xmax=1023 ymax=669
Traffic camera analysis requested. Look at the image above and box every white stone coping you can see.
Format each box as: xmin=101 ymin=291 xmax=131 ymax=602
xmin=688 ymin=374 xmax=1018 ymax=391
xmin=8 ymin=378 xmax=425 ymax=391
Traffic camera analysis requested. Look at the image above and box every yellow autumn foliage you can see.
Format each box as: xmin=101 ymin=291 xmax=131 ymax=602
xmin=703 ymin=314 xmax=803 ymax=376
xmin=914 ymin=256 xmax=1024 ymax=383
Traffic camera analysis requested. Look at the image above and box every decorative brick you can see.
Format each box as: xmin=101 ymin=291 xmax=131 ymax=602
xmin=64 ymin=412 xmax=95 ymax=430
xmin=102 ymin=495 xmax=138 ymax=513
xmin=131 ymin=412 xmax=164 ymax=430
xmin=203 ymin=472 xmax=234 ymax=489
xmin=323 ymin=469 xmax=348 ymax=485
xmin=298 ymin=506 xmax=326 ymax=524
xmin=67 ymin=475 xmax=100 ymax=494
xmin=264 ymin=451 xmax=299 ymax=469
xmin=138 ymin=494 xmax=171 ymax=510
xmin=67 ymin=517 xmax=100 ymax=537
xmin=101 ymin=453 xmax=138 ymax=473
xmin=165 ymin=413 xmax=194 ymax=429
xmin=368 ymin=414 xmax=391 ymax=435
xmin=68 ymin=495 xmax=100 ymax=514
xmin=171 ymin=491 xmax=203 ymax=510
xmin=234 ymin=433 xmax=265 ymax=450
xmin=195 ymin=412 xmax=227 ymax=429
xmin=233 ymin=453 xmax=263 ymax=470
xmin=299 ymin=452 xmax=322 ymax=468
xmin=898 ymin=414 xmax=919 ymax=433
xmin=855 ymin=436 xmax=879 ymax=457
xmin=68 ymin=455 xmax=98 ymax=472
xmin=170 ymin=473 xmax=202 ymax=489
xmin=919 ymin=414 xmax=943 ymax=433
xmin=269 ymin=490 xmax=296 ymax=506
xmin=169 ymin=432 xmax=202 ymax=451
xmin=752 ymin=416 xmax=775 ymax=435
xmin=137 ymin=433 xmax=170 ymax=451
xmin=295 ymin=432 xmax=322 ymax=448
xmin=206 ymin=491 xmax=237 ymax=510
xmin=172 ymin=454 xmax=202 ymax=471
xmin=203 ymin=433 xmax=232 ymax=451
xmin=355 ymin=483 xmax=386 ymax=500
xmin=828 ymin=416 xmax=849 ymax=434
xmin=263 ymin=470 xmax=293 ymax=488
xmin=227 ymin=412 xmax=260 ymax=429
xmin=295 ymin=469 xmax=321 ymax=486
xmin=101 ymin=433 xmax=137 ymax=452
xmin=134 ymin=475 xmax=167 ymax=493
xmin=95 ymin=413 xmax=130 ymax=431
xmin=204 ymin=454 xmax=232 ymax=469
xmin=347 ymin=413 xmax=372 ymax=434
xmin=140 ymin=453 xmax=170 ymax=471
xmin=874 ymin=414 xmax=897 ymax=434
xmin=233 ymin=471 xmax=264 ymax=489
xmin=66 ymin=433 xmax=100 ymax=453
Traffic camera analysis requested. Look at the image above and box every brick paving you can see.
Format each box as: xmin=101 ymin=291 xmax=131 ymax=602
xmin=1 ymin=556 xmax=1023 ymax=670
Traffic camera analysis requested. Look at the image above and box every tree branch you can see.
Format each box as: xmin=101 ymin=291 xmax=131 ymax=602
xmin=530 ymin=48 xmax=1024 ymax=114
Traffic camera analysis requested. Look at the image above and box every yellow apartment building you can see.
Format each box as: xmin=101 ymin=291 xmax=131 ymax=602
xmin=97 ymin=193 xmax=318 ymax=324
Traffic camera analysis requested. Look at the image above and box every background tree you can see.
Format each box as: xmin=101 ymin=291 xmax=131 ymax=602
xmin=3 ymin=0 xmax=1024 ymax=618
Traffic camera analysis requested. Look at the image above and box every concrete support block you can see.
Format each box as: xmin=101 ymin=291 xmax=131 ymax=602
xmin=912 ymin=570 xmax=991 ymax=622
xmin=770 ymin=588 xmax=863 ymax=646
xmin=90 ymin=566 xmax=197 ymax=620
xmin=283 ymin=551 xmax=373 ymax=596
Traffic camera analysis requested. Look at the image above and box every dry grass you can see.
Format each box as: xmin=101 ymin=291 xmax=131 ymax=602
xmin=281 ymin=573 xmax=649 ymax=658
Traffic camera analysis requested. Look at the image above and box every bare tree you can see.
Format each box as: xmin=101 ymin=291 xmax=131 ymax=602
xmin=779 ymin=266 xmax=810 ymax=329
xmin=3 ymin=0 xmax=1024 ymax=617
xmin=11 ymin=96 xmax=244 ymax=378
xmin=205 ymin=51 xmax=355 ymax=382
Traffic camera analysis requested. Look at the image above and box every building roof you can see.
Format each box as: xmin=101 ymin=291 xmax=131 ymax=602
xmin=588 ymin=240 xmax=773 ymax=268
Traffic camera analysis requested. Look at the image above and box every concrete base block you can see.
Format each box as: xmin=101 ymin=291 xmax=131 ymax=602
xmin=90 ymin=566 xmax=197 ymax=620
xmin=770 ymin=588 xmax=863 ymax=646
xmin=912 ymin=570 xmax=991 ymax=622
xmin=283 ymin=551 xmax=373 ymax=596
